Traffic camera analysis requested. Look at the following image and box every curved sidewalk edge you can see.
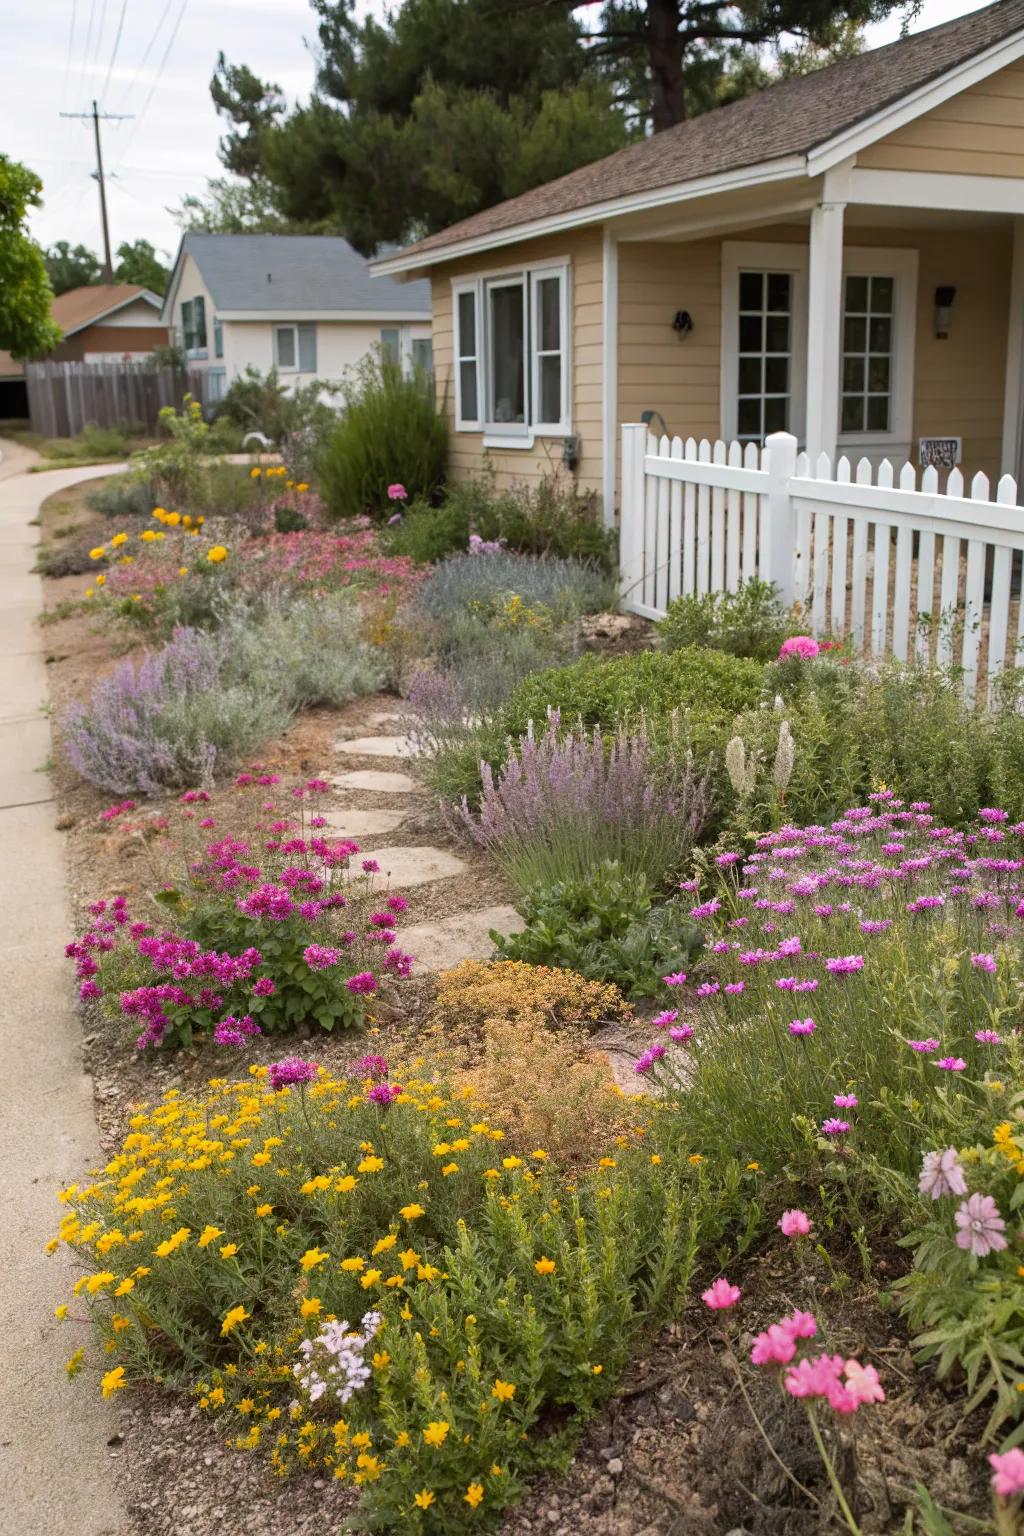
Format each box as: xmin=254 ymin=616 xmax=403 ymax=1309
xmin=0 ymin=462 xmax=130 ymax=1536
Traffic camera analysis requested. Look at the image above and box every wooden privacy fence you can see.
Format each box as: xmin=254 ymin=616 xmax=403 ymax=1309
xmin=24 ymin=361 xmax=210 ymax=438
xmin=620 ymin=424 xmax=1024 ymax=704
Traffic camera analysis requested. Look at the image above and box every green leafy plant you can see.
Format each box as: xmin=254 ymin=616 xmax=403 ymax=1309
xmin=319 ymin=352 xmax=447 ymax=520
xmin=656 ymin=578 xmax=793 ymax=661
xmin=492 ymin=860 xmax=702 ymax=999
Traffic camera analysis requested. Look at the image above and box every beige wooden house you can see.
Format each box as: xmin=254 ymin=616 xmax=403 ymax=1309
xmin=374 ymin=0 xmax=1024 ymax=525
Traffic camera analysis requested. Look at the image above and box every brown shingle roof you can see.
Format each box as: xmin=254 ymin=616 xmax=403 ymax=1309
xmin=390 ymin=0 xmax=1024 ymax=264
xmin=51 ymin=284 xmax=160 ymax=335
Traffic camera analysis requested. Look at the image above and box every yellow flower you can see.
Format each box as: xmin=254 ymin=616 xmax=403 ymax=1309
xmin=296 ymin=482 xmax=309 ymax=493
xmin=54 ymin=1303 xmax=69 ymax=1320
xmin=140 ymin=529 xmax=157 ymax=542
xmin=400 ymin=1204 xmax=425 ymax=1221
xmin=84 ymin=589 xmax=94 ymax=598
xmin=166 ymin=512 xmax=181 ymax=526
xmin=372 ymin=1351 xmax=391 ymax=1369
xmin=182 ymin=514 xmax=193 ymax=528
xmin=650 ymin=1154 xmax=662 ymax=1166
xmin=399 ymin=1247 xmax=420 ymax=1271
xmin=534 ymin=1256 xmax=556 ymax=1276
xmin=197 ymin=1225 xmax=223 ymax=1248
xmin=482 ymin=1169 xmax=500 ymax=1181
xmin=441 ymin=1162 xmax=459 ymax=1177
xmin=110 ymin=533 xmax=128 ymax=547
xmin=464 ymin=1483 xmax=484 ymax=1509
xmin=250 ymin=467 xmax=261 ymax=479
xmin=598 ymin=1157 xmax=616 ymax=1168
xmin=152 ymin=507 xmax=168 ymax=519
xmin=178 ymin=566 xmax=188 ymax=577
xmin=206 ymin=545 xmax=229 ymax=564
xmin=491 ymin=1379 xmax=515 ymax=1402
xmin=95 ymin=572 xmax=106 ymax=585
xmin=335 ymin=1175 xmax=358 ymax=1193
xmin=65 ymin=1348 xmax=86 ymax=1379
xmin=360 ymin=1268 xmax=383 ymax=1289
xmin=372 ymin=1234 xmax=397 ymax=1255
xmin=413 ymin=1490 xmax=435 ymax=1509
xmin=688 ymin=1153 xmax=704 ymax=1166
xmin=530 ymin=1149 xmax=548 ymax=1161
xmin=154 ymin=1227 xmax=190 ymax=1259
xmin=88 ymin=547 xmax=106 ymax=560
xmin=357 ymin=1156 xmax=384 ymax=1174
xmin=219 ymin=1243 xmax=239 ymax=1259
xmin=352 ymin=1431 xmax=373 ymax=1450
xmin=422 ymin=1420 xmax=450 ymax=1448
xmin=101 ymin=1366 xmax=126 ymax=1399
xmin=300 ymin=1297 xmax=321 ymax=1319
xmin=341 ymin=1257 xmax=365 ymax=1272
xmin=86 ymin=1271 xmax=116 ymax=1293
xmin=221 ymin=1304 xmax=250 ymax=1336
xmin=502 ymin=1156 xmax=523 ymax=1171
xmin=592 ymin=1364 xmax=603 ymax=1375
xmin=254 ymin=1204 xmax=273 ymax=1218
xmin=746 ymin=1161 xmax=760 ymax=1172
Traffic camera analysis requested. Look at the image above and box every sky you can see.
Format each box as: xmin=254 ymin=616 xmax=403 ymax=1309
xmin=0 ymin=0 xmax=995 ymax=265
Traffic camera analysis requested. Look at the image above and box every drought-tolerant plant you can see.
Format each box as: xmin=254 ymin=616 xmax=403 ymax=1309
xmin=493 ymin=860 xmax=703 ymax=999
xmin=318 ymin=352 xmax=447 ymax=520
xmin=85 ymin=476 xmax=157 ymax=521
xmin=417 ymin=549 xmax=614 ymax=630
xmin=62 ymin=628 xmax=284 ymax=795
xmin=68 ymin=778 xmax=413 ymax=1047
xmin=219 ymin=595 xmax=386 ymax=709
xmin=431 ymin=959 xmax=633 ymax=1039
xmin=53 ymin=1060 xmax=741 ymax=1531
xmin=458 ymin=713 xmax=713 ymax=892
xmin=213 ymin=366 xmax=338 ymax=452
xmin=656 ymin=578 xmax=794 ymax=661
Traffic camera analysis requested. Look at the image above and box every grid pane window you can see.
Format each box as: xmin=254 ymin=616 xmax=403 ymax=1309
xmin=736 ymin=269 xmax=792 ymax=443
xmin=456 ymin=290 xmax=479 ymax=423
xmin=534 ymin=274 xmax=562 ymax=424
xmin=841 ymin=274 xmax=893 ymax=434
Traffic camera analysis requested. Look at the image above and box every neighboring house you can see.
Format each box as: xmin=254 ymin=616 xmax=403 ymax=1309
xmin=374 ymin=0 xmax=1024 ymax=522
xmin=162 ymin=234 xmax=433 ymax=403
xmin=0 ymin=284 xmax=168 ymax=418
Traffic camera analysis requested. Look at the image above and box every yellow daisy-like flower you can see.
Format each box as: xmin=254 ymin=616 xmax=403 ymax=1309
xmin=372 ymin=1350 xmax=390 ymax=1369
xmin=140 ymin=529 xmax=157 ymax=543
xmin=165 ymin=512 xmax=181 ymax=527
xmin=296 ymin=482 xmax=309 ymax=493
xmin=299 ymin=1297 xmax=321 ymax=1319
xmin=219 ymin=1243 xmax=239 ymax=1259
xmin=197 ymin=1225 xmax=223 ymax=1248
xmin=502 ymin=1156 xmax=523 ymax=1171
xmin=360 ymin=1268 xmax=383 ymax=1289
xmin=491 ymin=1379 xmax=515 ymax=1402
xmin=54 ymin=1304 xmax=69 ymax=1320
xmin=65 ymin=1348 xmax=86 ymax=1379
xmin=372 ymin=1235 xmax=397 ymax=1255
xmin=357 ymin=1155 xmax=385 ymax=1174
xmin=422 ymin=1420 xmax=450 ymax=1448
xmin=114 ymin=1278 xmax=135 ymax=1297
xmin=336 ymin=1175 xmax=358 ymax=1193
xmin=221 ymin=1304 xmax=250 ymax=1336
xmin=399 ymin=1203 xmax=425 ymax=1221
xmin=101 ymin=1366 xmax=127 ymax=1399
xmin=300 ymin=1247 xmax=329 ymax=1271
xmin=250 ymin=466 xmax=261 ymax=479
xmin=650 ymin=1154 xmax=662 ymax=1166
xmin=206 ymin=545 xmax=229 ymax=564
xmin=464 ymin=1484 xmax=484 ymax=1509
xmin=152 ymin=507 xmax=168 ymax=519
xmin=340 ymin=1256 xmax=365 ymax=1272
xmin=178 ymin=566 xmax=188 ymax=577
xmin=254 ymin=1204 xmax=273 ymax=1218
xmin=534 ymin=1256 xmax=556 ymax=1276
xmin=110 ymin=532 xmax=128 ymax=547
xmin=88 ymin=547 xmax=106 ymax=560
xmin=598 ymin=1157 xmax=616 ymax=1169
xmin=441 ymin=1162 xmax=459 ymax=1176
xmin=413 ymin=1490 xmax=435 ymax=1509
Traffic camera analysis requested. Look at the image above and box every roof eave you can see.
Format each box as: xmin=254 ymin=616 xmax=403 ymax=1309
xmin=216 ymin=307 xmax=431 ymax=322
xmin=61 ymin=288 xmax=164 ymax=337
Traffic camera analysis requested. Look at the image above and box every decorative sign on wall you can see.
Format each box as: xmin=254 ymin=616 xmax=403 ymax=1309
xmin=918 ymin=436 xmax=962 ymax=469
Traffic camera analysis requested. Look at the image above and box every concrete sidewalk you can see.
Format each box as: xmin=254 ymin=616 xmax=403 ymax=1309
xmin=0 ymin=458 xmax=129 ymax=1536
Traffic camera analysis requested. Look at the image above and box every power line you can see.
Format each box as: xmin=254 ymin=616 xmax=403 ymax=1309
xmin=87 ymin=0 xmax=109 ymax=99
xmin=114 ymin=0 xmax=174 ymax=112
xmin=60 ymin=0 xmax=79 ymax=111
xmin=112 ymin=0 xmax=188 ymax=167
xmin=60 ymin=99 xmax=134 ymax=278
xmin=77 ymin=0 xmax=98 ymax=103
xmin=99 ymin=0 xmax=130 ymax=104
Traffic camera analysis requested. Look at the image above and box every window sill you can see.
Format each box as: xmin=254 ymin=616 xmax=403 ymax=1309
xmin=474 ymin=427 xmax=572 ymax=450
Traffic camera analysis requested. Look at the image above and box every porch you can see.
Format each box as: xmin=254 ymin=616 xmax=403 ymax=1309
xmin=606 ymin=174 xmax=1024 ymax=513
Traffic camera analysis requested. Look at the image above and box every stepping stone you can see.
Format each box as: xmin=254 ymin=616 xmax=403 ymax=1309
xmin=320 ymin=807 xmax=407 ymax=837
xmin=369 ymin=844 xmax=468 ymax=887
xmin=331 ymin=769 xmax=417 ymax=794
xmin=335 ymin=734 xmax=415 ymax=758
xmin=400 ymin=905 xmax=524 ymax=972
xmin=368 ymin=710 xmax=403 ymax=725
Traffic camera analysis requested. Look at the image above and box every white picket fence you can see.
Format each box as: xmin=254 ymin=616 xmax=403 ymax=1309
xmin=619 ymin=424 xmax=1024 ymax=703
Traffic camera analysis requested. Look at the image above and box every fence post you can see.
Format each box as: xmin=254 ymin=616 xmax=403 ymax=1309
xmin=761 ymin=430 xmax=798 ymax=606
xmin=619 ymin=422 xmax=648 ymax=612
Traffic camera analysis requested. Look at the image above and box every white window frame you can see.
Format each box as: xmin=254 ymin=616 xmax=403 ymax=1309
xmin=180 ymin=295 xmax=208 ymax=360
xmin=721 ymin=241 xmax=917 ymax=456
xmin=273 ymin=323 xmax=317 ymax=374
xmin=451 ymin=257 xmax=571 ymax=447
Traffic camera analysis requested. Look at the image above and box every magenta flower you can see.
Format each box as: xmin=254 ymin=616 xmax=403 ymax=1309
xmin=387 ymin=483 xmax=407 ymax=501
xmin=990 ymin=1449 xmax=1024 ymax=1498
xmin=955 ymin=1192 xmax=1007 ymax=1256
xmin=724 ymin=981 xmax=745 ymax=995
xmin=778 ymin=1209 xmax=811 ymax=1237
xmin=778 ymin=635 xmax=820 ymax=660
xmin=918 ymin=1147 xmax=968 ymax=1200
xmin=822 ymin=1117 xmax=850 ymax=1136
xmin=346 ymin=971 xmax=378 ymax=994
xmin=355 ymin=1054 xmax=389 ymax=1080
xmin=366 ymin=1082 xmax=402 ymax=1106
xmin=253 ymin=976 xmax=276 ymax=996
xmin=652 ymin=1009 xmax=678 ymax=1029
xmin=663 ymin=971 xmax=687 ymax=987
xmin=268 ymin=1056 xmax=317 ymax=1090
xmin=789 ymin=1017 xmax=815 ymax=1036
xmin=979 ymin=808 xmax=1009 ymax=824
xmin=842 ymin=1359 xmax=886 ymax=1408
xmin=303 ymin=944 xmax=342 ymax=971
xmin=934 ymin=1056 xmax=966 ymax=1072
xmin=975 ymin=1029 xmax=1001 ymax=1045
xmin=908 ymin=1038 xmax=941 ymax=1054
xmin=833 ymin=1093 xmax=858 ymax=1108
xmin=702 ymin=1277 xmax=741 ymax=1310
xmin=668 ymin=1024 xmax=694 ymax=1043
xmin=825 ymin=954 xmax=864 ymax=976
xmin=971 ymin=952 xmax=997 ymax=973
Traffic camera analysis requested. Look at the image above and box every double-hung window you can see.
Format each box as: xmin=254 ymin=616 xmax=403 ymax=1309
xmin=274 ymin=323 xmax=317 ymax=373
xmin=180 ymin=296 xmax=207 ymax=357
xmin=453 ymin=263 xmax=570 ymax=440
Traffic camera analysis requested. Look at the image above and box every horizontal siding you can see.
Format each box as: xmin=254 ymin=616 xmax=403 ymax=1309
xmin=618 ymin=238 xmax=723 ymax=445
xmin=857 ymin=59 xmax=1024 ymax=177
xmin=431 ymin=228 xmax=604 ymax=497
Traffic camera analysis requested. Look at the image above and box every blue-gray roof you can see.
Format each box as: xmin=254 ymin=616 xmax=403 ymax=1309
xmin=180 ymin=234 xmax=430 ymax=315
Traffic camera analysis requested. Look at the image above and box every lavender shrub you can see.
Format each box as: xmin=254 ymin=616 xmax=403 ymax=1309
xmin=62 ymin=627 xmax=284 ymax=795
xmin=458 ymin=711 xmax=714 ymax=892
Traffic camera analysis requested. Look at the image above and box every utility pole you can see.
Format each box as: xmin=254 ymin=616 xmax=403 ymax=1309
xmin=59 ymin=100 xmax=133 ymax=281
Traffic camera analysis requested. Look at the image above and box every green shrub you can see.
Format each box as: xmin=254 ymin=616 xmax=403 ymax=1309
xmin=656 ymin=579 xmax=792 ymax=661
xmin=418 ymin=550 xmax=615 ymax=628
xmin=381 ymin=498 xmax=470 ymax=563
xmin=492 ymin=860 xmax=703 ymax=999
xmin=220 ymin=596 xmax=386 ymax=708
xmin=499 ymin=646 xmax=765 ymax=740
xmin=319 ymin=353 xmax=447 ymax=520
xmin=85 ymin=476 xmax=156 ymax=520
xmin=212 ymin=366 xmax=338 ymax=455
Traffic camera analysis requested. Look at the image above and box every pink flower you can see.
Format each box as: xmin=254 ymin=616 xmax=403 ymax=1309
xmin=971 ymin=952 xmax=997 ymax=973
xmin=955 ymin=1192 xmax=1007 ymax=1257
xmin=784 ymin=1353 xmax=843 ymax=1399
xmin=908 ymin=1038 xmax=940 ymax=1054
xmin=778 ymin=635 xmax=820 ymax=660
xmin=387 ymin=483 xmax=407 ymax=501
xmin=975 ymin=1029 xmax=1001 ymax=1045
xmin=842 ymin=1359 xmax=886 ymax=1407
xmin=652 ymin=1009 xmax=678 ymax=1029
xmin=833 ymin=1093 xmax=858 ymax=1108
xmin=789 ymin=1017 xmax=815 ymax=1036
xmin=663 ymin=971 xmax=687 ymax=987
xmin=668 ymin=1024 xmax=694 ymax=1042
xmin=990 ymin=1448 xmax=1024 ymax=1499
xmin=702 ymin=1277 xmax=741 ymax=1310
xmin=918 ymin=1147 xmax=968 ymax=1200
xmin=934 ymin=1056 xmax=966 ymax=1072
xmin=751 ymin=1309 xmax=817 ymax=1366
xmin=822 ymin=1117 xmax=850 ymax=1136
xmin=778 ymin=1209 xmax=811 ymax=1237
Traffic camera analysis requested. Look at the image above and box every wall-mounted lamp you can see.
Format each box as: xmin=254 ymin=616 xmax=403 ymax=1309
xmin=672 ymin=309 xmax=694 ymax=339
xmin=934 ymin=285 xmax=957 ymax=339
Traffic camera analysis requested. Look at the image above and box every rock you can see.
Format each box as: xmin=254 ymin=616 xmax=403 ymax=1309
xmin=319 ymin=807 xmax=407 ymax=837
xmin=607 ymin=1458 xmax=624 ymax=1476
xmin=398 ymin=906 xmax=524 ymax=971
xmin=366 ymin=844 xmax=468 ymax=888
xmin=334 ymin=735 xmax=417 ymax=758
xmin=331 ymin=770 xmax=417 ymax=794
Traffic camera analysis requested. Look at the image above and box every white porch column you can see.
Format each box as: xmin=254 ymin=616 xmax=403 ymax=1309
xmin=602 ymin=227 xmax=619 ymax=528
xmin=1001 ymin=216 xmax=1024 ymax=481
xmin=804 ymin=199 xmax=846 ymax=464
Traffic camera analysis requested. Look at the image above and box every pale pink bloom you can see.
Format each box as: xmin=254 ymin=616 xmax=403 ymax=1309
xmin=955 ymin=1192 xmax=1008 ymax=1256
xmin=918 ymin=1147 xmax=968 ymax=1201
xmin=784 ymin=1353 xmax=843 ymax=1399
xmin=778 ymin=634 xmax=820 ymax=660
xmin=702 ymin=1277 xmax=741 ymax=1310
xmin=778 ymin=1208 xmax=811 ymax=1237
xmin=990 ymin=1448 xmax=1024 ymax=1499
xmin=386 ymin=483 xmax=407 ymax=501
xmin=842 ymin=1358 xmax=885 ymax=1407
xmin=751 ymin=1323 xmax=799 ymax=1366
